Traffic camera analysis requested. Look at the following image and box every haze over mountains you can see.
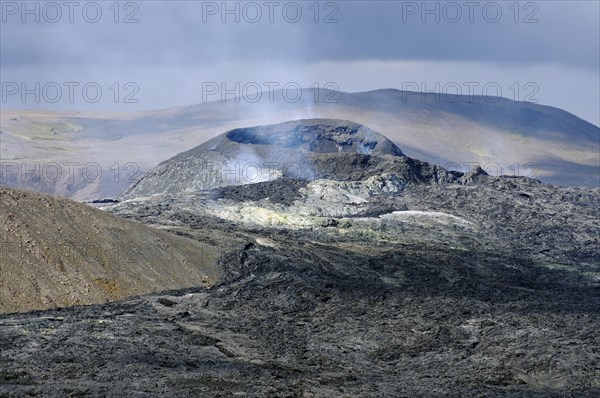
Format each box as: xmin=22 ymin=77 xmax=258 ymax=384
xmin=1 ymin=89 xmax=598 ymax=201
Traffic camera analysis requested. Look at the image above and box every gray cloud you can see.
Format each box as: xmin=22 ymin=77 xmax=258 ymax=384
xmin=0 ymin=1 xmax=598 ymax=124
xmin=2 ymin=1 xmax=598 ymax=69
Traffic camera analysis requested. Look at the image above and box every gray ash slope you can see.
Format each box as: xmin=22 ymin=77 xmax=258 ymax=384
xmin=2 ymin=119 xmax=600 ymax=397
xmin=120 ymin=119 xmax=406 ymax=199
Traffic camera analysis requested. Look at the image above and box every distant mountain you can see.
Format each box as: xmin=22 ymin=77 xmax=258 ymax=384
xmin=1 ymin=89 xmax=598 ymax=200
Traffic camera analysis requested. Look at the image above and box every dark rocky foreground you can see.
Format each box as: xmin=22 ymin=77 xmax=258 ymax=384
xmin=1 ymin=239 xmax=599 ymax=397
xmin=2 ymin=177 xmax=600 ymax=397
xmin=1 ymin=119 xmax=599 ymax=396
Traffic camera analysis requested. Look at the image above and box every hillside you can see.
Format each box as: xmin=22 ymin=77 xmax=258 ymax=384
xmin=0 ymin=187 xmax=221 ymax=313
xmin=120 ymin=119 xmax=407 ymax=199
xmin=1 ymin=90 xmax=598 ymax=200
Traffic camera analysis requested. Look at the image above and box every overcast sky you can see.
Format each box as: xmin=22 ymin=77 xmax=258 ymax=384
xmin=1 ymin=0 xmax=599 ymax=125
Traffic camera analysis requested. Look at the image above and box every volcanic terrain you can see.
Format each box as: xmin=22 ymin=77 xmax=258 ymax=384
xmin=0 ymin=119 xmax=599 ymax=397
